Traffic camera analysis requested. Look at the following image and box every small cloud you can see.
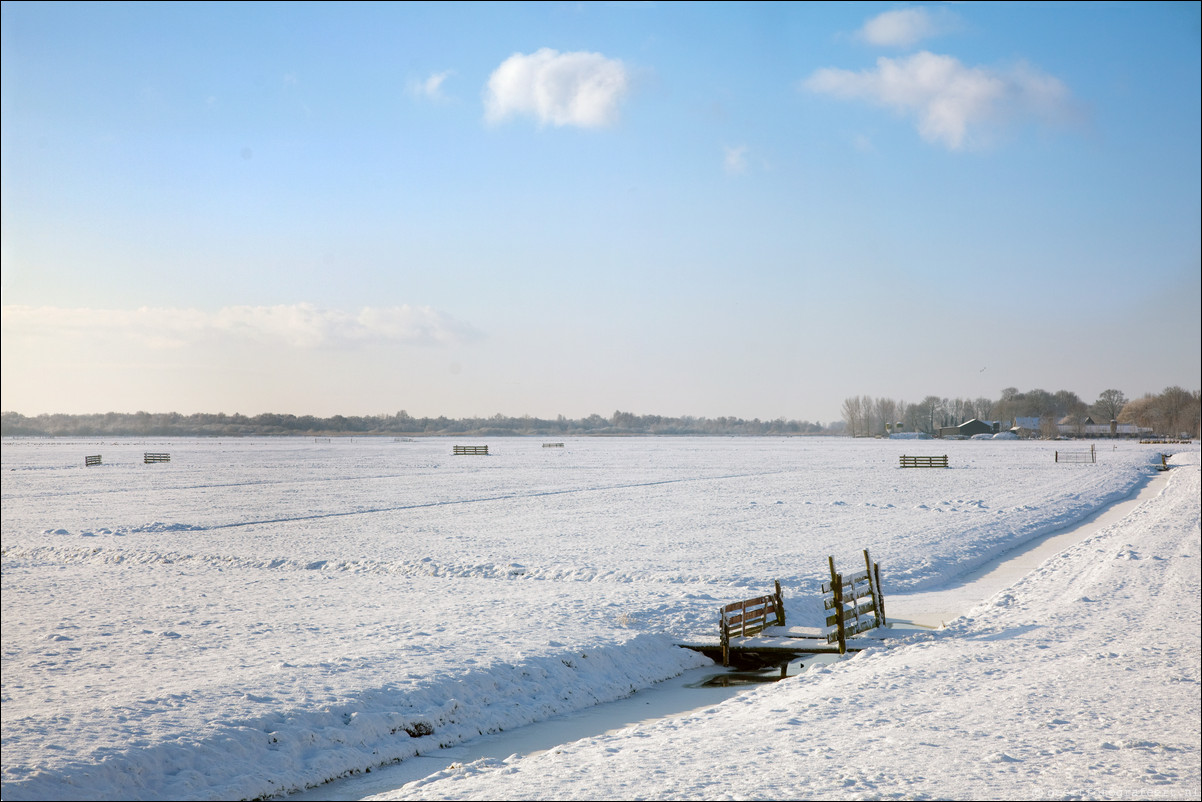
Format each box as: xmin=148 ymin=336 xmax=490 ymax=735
xmin=408 ymin=70 xmax=454 ymax=101
xmin=724 ymin=145 xmax=749 ymax=175
xmin=484 ymin=48 xmax=630 ymax=128
xmin=857 ymin=7 xmax=959 ymax=48
xmin=1 ymin=304 xmax=482 ymax=350
xmin=803 ymin=51 xmax=1078 ymax=150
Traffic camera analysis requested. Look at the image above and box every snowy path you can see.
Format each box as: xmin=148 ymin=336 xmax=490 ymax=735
xmin=888 ymin=469 xmax=1169 ymax=627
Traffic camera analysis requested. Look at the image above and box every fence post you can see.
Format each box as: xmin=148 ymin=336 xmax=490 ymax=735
xmin=720 ymin=607 xmax=730 ymax=667
xmin=863 ymin=549 xmax=883 ymax=628
xmin=833 ymin=574 xmax=847 ymax=655
xmin=874 ymin=561 xmax=887 ymax=626
xmin=829 ymin=555 xmax=847 ymax=655
xmin=773 ymin=579 xmax=785 ymax=628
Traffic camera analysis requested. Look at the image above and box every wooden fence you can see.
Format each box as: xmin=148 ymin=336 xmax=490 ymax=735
xmin=719 ymin=581 xmax=785 ymax=666
xmin=822 ymin=550 xmax=886 ymax=654
xmin=899 ymin=455 xmax=948 ymax=468
xmin=542 ymin=442 xmax=565 ymax=448
xmin=1055 ymin=444 xmax=1095 ymax=463
xmin=85 ymin=455 xmax=102 ymax=467
xmin=143 ymin=453 xmax=171 ymax=463
xmin=453 ymin=445 xmax=489 ymax=455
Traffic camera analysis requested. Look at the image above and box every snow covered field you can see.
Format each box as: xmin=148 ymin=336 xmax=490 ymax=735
xmin=2 ymin=436 xmax=1197 ymax=800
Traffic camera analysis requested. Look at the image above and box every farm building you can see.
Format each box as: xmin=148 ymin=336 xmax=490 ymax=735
xmin=938 ymin=419 xmax=1001 ymax=438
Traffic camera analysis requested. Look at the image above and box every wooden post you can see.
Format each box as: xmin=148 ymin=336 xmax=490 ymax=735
xmin=863 ymin=549 xmax=881 ymax=628
xmin=833 ymin=573 xmax=847 ymax=655
xmin=829 ymin=555 xmax=847 ymax=655
xmin=874 ymin=561 xmax=887 ymax=626
xmin=773 ymin=579 xmax=785 ymax=627
xmin=720 ymin=608 xmax=730 ymax=667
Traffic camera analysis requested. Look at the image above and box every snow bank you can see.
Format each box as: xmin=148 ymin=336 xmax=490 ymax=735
xmin=0 ymin=634 xmax=707 ymax=801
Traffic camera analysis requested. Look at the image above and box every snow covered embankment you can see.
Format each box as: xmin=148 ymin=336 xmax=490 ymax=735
xmin=0 ymin=635 xmax=709 ymax=801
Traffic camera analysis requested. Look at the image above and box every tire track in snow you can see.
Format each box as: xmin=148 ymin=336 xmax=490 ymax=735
xmin=197 ymin=469 xmax=793 ymax=530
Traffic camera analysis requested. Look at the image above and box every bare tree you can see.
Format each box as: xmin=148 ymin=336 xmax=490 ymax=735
xmin=875 ymin=397 xmax=898 ymax=436
xmin=914 ymin=396 xmax=944 ymax=434
xmin=841 ymin=396 xmax=865 ymax=437
xmin=858 ymin=395 xmax=876 ymax=437
xmin=1118 ymin=395 xmax=1157 ymax=432
xmin=1092 ymin=389 xmax=1127 ymax=422
xmin=973 ymin=396 xmax=997 ymax=421
xmin=1053 ymin=390 xmax=1088 ymax=420
xmin=1159 ymin=386 xmax=1197 ymax=438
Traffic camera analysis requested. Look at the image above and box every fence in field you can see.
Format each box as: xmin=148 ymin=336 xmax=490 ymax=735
xmin=143 ymin=453 xmax=171 ymax=463
xmin=718 ymin=581 xmax=786 ymax=666
xmin=704 ymin=550 xmax=887 ymax=668
xmin=899 ymin=454 xmax=948 ymax=468
xmin=1055 ymin=444 xmax=1095 ymax=464
xmin=85 ymin=455 xmax=102 ymax=467
xmin=453 ymin=445 xmax=489 ymax=456
xmin=823 ymin=549 xmax=886 ymax=655
xmin=542 ymin=442 xmax=565 ymax=448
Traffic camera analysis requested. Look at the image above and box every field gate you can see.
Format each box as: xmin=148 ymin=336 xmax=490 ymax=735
xmin=823 ymin=549 xmax=886 ymax=654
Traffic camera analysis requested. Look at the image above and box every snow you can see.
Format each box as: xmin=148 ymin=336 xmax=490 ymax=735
xmin=2 ymin=436 xmax=1198 ymax=800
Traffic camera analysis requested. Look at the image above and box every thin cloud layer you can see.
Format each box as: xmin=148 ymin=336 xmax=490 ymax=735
xmin=857 ymin=7 xmax=957 ymax=48
xmin=723 ymin=145 xmax=749 ymax=175
xmin=804 ymin=51 xmax=1076 ymax=149
xmin=1 ymin=304 xmax=482 ymax=349
xmin=484 ymin=48 xmax=629 ymax=127
xmin=408 ymin=70 xmax=454 ymax=101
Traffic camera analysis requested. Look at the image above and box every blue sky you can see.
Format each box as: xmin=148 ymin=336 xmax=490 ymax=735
xmin=3 ymin=1 xmax=1199 ymax=423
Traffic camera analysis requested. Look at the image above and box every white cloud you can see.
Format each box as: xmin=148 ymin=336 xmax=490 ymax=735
xmin=484 ymin=48 xmax=629 ymax=128
xmin=1 ymin=304 xmax=482 ymax=350
xmin=723 ymin=145 xmax=749 ymax=175
xmin=803 ymin=51 xmax=1076 ymax=150
xmin=408 ymin=70 xmax=454 ymax=101
xmin=857 ymin=7 xmax=957 ymax=48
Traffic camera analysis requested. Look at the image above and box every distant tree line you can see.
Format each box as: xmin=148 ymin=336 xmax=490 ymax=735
xmin=840 ymin=386 xmax=1201 ymax=439
xmin=0 ymin=409 xmax=833 ymax=438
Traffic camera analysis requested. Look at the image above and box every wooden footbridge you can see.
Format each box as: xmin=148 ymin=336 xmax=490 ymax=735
xmin=679 ymin=550 xmax=889 ymax=672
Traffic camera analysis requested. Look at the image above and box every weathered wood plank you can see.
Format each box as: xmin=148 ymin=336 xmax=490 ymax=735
xmin=724 ymin=596 xmax=771 ymax=613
